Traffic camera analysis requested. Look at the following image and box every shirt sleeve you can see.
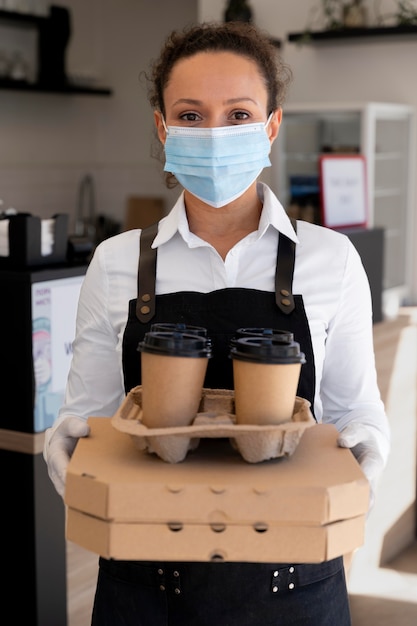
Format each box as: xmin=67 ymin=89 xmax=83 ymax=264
xmin=56 ymin=241 xmax=127 ymax=425
xmin=319 ymin=239 xmax=390 ymax=464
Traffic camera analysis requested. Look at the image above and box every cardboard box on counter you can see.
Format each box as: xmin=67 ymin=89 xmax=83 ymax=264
xmin=65 ymin=418 xmax=370 ymax=563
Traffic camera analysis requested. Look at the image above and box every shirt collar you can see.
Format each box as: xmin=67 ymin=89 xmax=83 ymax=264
xmin=152 ymin=182 xmax=299 ymax=248
xmin=152 ymin=192 xmax=188 ymax=247
xmin=257 ymin=183 xmax=299 ymax=244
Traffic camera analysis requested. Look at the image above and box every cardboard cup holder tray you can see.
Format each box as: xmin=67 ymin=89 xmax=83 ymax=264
xmin=111 ymin=387 xmax=315 ymax=463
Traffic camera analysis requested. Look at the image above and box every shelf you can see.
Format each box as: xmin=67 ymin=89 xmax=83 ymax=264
xmin=270 ymin=37 xmax=282 ymax=49
xmin=0 ymin=78 xmax=113 ymax=96
xmin=288 ymin=24 xmax=417 ymax=44
xmin=0 ymin=8 xmax=47 ymax=26
xmin=0 ymin=9 xmax=113 ymax=96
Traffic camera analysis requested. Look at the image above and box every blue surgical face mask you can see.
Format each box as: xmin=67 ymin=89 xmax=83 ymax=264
xmin=162 ymin=115 xmax=273 ymax=208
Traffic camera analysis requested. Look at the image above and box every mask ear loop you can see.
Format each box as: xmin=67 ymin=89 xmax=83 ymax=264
xmin=265 ymin=111 xmax=274 ymax=128
xmin=160 ymin=114 xmax=168 ymax=133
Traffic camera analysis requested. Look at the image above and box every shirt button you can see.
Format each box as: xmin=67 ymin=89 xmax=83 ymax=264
xmin=157 ymin=568 xmax=164 ymax=575
xmin=273 ymin=570 xmax=279 ymax=577
xmin=159 ymin=584 xmax=165 ymax=591
xmin=174 ymin=588 xmax=181 ymax=594
xmin=289 ymin=583 xmax=295 ymax=590
xmin=272 ymin=585 xmax=279 ymax=593
xmin=289 ymin=566 xmax=295 ymax=573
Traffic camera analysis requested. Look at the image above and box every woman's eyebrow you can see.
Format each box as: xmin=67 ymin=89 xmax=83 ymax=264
xmin=171 ymin=97 xmax=259 ymax=107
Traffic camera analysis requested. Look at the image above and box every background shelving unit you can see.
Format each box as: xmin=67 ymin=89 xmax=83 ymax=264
xmin=0 ymin=76 xmax=112 ymax=95
xmin=0 ymin=8 xmax=113 ymax=96
xmin=271 ymin=102 xmax=416 ymax=318
xmin=287 ymin=24 xmax=417 ymax=44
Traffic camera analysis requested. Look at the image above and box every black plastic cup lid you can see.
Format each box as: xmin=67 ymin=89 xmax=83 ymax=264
xmin=230 ymin=336 xmax=306 ymax=365
xmin=138 ymin=330 xmax=212 ymax=358
xmin=234 ymin=327 xmax=294 ymax=342
xmin=150 ymin=322 xmax=208 ymax=337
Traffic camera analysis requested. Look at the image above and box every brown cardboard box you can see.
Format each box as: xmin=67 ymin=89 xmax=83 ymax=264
xmin=65 ymin=418 xmax=369 ymax=563
xmin=124 ymin=196 xmax=165 ymax=231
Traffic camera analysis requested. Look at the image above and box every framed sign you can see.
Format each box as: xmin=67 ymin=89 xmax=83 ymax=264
xmin=319 ymin=154 xmax=368 ymax=229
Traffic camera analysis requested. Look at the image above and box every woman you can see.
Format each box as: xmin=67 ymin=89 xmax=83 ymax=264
xmin=44 ymin=21 xmax=390 ymax=626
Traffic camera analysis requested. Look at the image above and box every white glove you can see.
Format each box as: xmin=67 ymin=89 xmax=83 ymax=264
xmin=43 ymin=416 xmax=90 ymax=498
xmin=337 ymin=423 xmax=386 ymax=510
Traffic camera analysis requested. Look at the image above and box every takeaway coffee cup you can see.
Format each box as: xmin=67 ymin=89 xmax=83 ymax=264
xmin=230 ymin=336 xmax=306 ymax=425
xmin=137 ymin=329 xmax=212 ymax=428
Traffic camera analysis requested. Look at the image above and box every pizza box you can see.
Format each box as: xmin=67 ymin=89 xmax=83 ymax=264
xmin=65 ymin=418 xmax=369 ymax=563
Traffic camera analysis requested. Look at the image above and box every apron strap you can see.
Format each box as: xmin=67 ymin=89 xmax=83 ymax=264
xmin=136 ymin=218 xmax=298 ymax=321
xmin=136 ymin=222 xmax=158 ymax=322
xmin=275 ymin=219 xmax=297 ymax=314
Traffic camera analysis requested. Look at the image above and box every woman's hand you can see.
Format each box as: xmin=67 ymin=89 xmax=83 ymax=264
xmin=43 ymin=416 xmax=90 ymax=498
xmin=337 ymin=423 xmax=387 ymax=510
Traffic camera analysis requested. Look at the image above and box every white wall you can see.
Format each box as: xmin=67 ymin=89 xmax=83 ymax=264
xmin=200 ymin=1 xmax=417 ymax=110
xmin=200 ymin=0 xmax=417 ymax=304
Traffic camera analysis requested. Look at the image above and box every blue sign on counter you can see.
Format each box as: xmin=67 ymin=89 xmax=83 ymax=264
xmin=32 ymin=275 xmax=84 ymax=432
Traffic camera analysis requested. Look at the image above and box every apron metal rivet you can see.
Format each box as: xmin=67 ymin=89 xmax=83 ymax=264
xmin=140 ymin=305 xmax=151 ymax=315
xmin=281 ymin=298 xmax=291 ymax=306
xmin=280 ymin=289 xmax=290 ymax=297
xmin=141 ymin=293 xmax=151 ymax=302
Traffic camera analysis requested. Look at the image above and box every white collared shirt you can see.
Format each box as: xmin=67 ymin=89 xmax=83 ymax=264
xmin=58 ymin=183 xmax=390 ymax=460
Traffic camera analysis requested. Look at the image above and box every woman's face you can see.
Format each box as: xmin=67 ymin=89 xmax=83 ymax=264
xmin=154 ymin=51 xmax=281 ymax=141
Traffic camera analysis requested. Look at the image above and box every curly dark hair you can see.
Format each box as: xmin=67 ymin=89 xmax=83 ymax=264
xmin=147 ymin=21 xmax=292 ymax=116
xmin=145 ymin=21 xmax=292 ymax=188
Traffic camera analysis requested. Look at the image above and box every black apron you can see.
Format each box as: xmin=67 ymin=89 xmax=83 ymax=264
xmin=91 ymin=224 xmax=351 ymax=626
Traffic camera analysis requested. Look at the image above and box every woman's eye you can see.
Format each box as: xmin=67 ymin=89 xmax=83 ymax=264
xmin=232 ymin=111 xmax=250 ymax=121
xmin=179 ymin=112 xmax=201 ymax=122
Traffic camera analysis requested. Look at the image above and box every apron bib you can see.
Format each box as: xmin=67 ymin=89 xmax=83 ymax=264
xmin=122 ymin=221 xmax=315 ymax=406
